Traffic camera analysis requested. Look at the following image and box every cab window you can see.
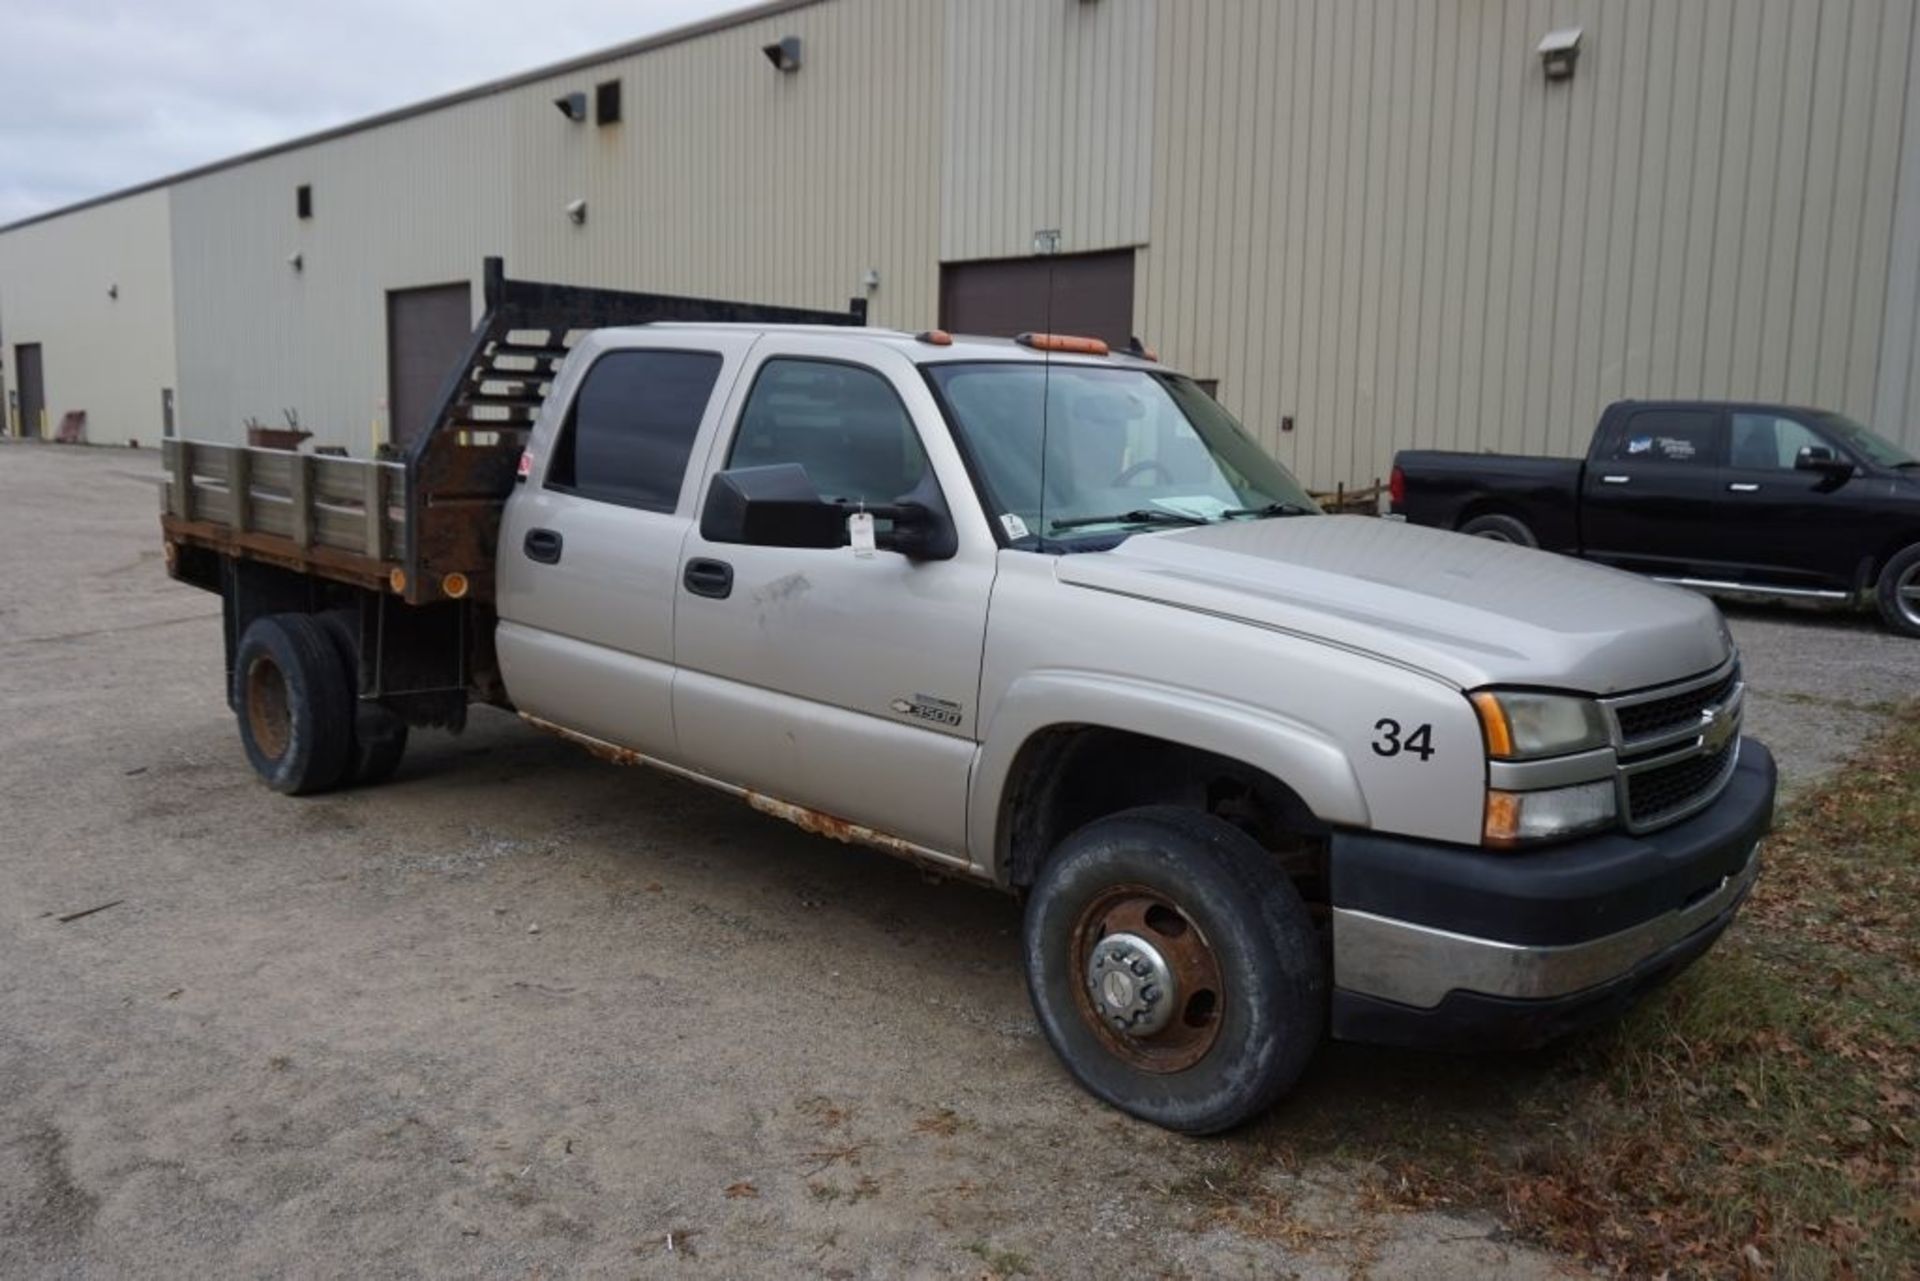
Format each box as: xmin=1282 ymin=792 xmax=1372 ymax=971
xmin=1604 ymin=410 xmax=1721 ymax=465
xmin=546 ymin=349 xmax=724 ymax=512
xmin=1729 ymin=414 xmax=1825 ymax=470
xmin=728 ymin=359 xmax=929 ymax=504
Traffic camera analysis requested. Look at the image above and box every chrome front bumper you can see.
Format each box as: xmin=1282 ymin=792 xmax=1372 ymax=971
xmin=1331 ymin=842 xmax=1759 ymax=1009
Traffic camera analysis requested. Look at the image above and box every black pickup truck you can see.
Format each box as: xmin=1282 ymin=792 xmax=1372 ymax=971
xmin=1390 ymin=399 xmax=1920 ymax=637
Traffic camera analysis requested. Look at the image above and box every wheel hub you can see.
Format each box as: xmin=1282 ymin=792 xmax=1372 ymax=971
xmin=1086 ymin=931 xmax=1176 ymax=1035
xmin=1898 ymin=563 xmax=1920 ymax=628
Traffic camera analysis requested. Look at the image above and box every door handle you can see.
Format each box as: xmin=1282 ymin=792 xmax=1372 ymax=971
xmin=523 ymin=528 xmax=563 ymax=564
xmin=683 ymin=557 xmax=734 ymax=599
xmin=1727 ymin=482 xmax=1760 ymax=493
xmin=1600 ymin=474 xmax=1630 ymax=485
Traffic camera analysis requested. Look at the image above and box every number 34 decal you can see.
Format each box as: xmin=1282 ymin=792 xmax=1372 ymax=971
xmin=1372 ymin=718 xmax=1435 ymax=761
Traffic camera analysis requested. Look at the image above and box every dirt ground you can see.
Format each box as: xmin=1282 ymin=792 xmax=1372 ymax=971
xmin=2 ymin=443 xmax=1910 ymax=1279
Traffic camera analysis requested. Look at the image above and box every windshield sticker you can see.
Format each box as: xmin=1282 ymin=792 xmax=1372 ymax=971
xmin=999 ymin=513 xmax=1031 ymax=541
xmin=1626 ymin=436 xmax=1652 ymax=455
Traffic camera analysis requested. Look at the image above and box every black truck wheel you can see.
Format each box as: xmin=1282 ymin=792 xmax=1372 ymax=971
xmin=1875 ymin=544 xmax=1920 ymax=638
xmin=317 ymin=610 xmax=411 ymax=786
xmin=234 ymin=614 xmax=354 ymax=795
xmin=1459 ymin=512 xmax=1537 ymax=547
xmin=1022 ymin=806 xmax=1326 ymax=1134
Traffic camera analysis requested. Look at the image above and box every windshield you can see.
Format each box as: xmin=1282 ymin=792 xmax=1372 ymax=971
xmin=1813 ymin=412 xmax=1919 ymax=469
xmin=925 ymin=362 xmax=1319 ymax=547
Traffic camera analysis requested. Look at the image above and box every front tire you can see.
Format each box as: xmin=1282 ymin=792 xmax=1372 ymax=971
xmin=1459 ymin=512 xmax=1537 ymax=547
xmin=1022 ymin=806 xmax=1326 ymax=1134
xmin=234 ymin=614 xmax=354 ymax=795
xmin=1875 ymin=544 xmax=1920 ymax=638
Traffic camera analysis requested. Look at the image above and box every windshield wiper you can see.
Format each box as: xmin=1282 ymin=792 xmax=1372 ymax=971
xmin=1221 ymin=501 xmax=1315 ymax=519
xmin=1049 ymin=508 xmax=1211 ymax=532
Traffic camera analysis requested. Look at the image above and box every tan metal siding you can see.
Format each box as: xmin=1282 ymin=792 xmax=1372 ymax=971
xmin=1143 ymin=0 xmax=1919 ymax=489
xmin=940 ymin=0 xmax=1154 ymax=262
xmin=0 ymin=189 xmax=176 ymax=445
xmin=1874 ymin=1 xmax=1920 ymax=447
xmin=169 ymin=103 xmax=510 ymax=451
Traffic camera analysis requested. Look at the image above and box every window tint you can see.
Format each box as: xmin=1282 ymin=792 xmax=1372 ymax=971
xmin=728 ymin=359 xmax=928 ymax=504
xmin=547 ymin=350 xmax=723 ymax=511
xmin=1606 ymin=410 xmax=1719 ymax=465
xmin=1729 ymin=414 xmax=1825 ymax=470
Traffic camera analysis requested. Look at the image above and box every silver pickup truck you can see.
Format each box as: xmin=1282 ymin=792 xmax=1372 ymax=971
xmin=162 ymin=265 xmax=1775 ymax=1133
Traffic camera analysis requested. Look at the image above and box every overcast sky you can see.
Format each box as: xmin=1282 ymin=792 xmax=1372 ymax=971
xmin=0 ymin=0 xmax=745 ymax=225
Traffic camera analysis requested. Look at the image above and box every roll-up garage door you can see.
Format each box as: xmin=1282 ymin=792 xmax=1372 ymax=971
xmin=938 ymin=250 xmax=1136 ymax=349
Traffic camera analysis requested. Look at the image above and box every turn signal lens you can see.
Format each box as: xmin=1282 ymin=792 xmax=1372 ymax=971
xmin=1484 ymin=780 xmax=1617 ymax=847
xmin=1471 ymin=691 xmax=1513 ymax=758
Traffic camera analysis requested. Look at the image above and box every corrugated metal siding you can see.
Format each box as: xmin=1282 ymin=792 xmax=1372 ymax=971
xmin=941 ymin=0 xmax=1155 ymax=261
xmin=169 ymin=103 xmax=509 ymax=451
xmin=504 ymin=0 xmax=943 ymax=322
xmin=167 ymin=0 xmax=941 ymax=450
xmin=0 ymin=189 xmax=175 ymax=445
xmin=1142 ymin=0 xmax=1920 ymax=489
xmin=1875 ymin=4 xmax=1920 ymax=439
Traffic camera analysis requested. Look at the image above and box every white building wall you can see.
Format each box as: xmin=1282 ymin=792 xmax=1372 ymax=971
xmin=0 ymin=189 xmax=176 ymax=446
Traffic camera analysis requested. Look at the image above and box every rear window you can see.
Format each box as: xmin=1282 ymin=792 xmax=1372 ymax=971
xmin=546 ymin=349 xmax=723 ymax=511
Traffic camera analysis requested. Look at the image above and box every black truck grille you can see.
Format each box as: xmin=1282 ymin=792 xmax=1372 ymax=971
xmin=1614 ymin=664 xmax=1740 ymax=743
xmin=1627 ymin=739 xmax=1738 ymax=827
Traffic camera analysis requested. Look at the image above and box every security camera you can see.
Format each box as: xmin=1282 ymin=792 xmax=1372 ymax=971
xmin=1538 ymin=27 xmax=1582 ymax=80
xmin=564 ymin=199 xmax=587 ymax=226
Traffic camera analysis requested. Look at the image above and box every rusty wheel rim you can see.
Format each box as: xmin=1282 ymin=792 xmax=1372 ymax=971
xmin=245 ymin=654 xmax=291 ymax=760
xmin=1069 ymin=884 xmax=1225 ymax=1073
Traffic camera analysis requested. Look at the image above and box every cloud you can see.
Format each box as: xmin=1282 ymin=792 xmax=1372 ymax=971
xmin=0 ymin=0 xmax=743 ymax=224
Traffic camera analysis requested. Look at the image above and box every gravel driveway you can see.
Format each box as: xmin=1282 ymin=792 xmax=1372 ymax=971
xmin=4 ymin=443 xmax=1910 ymax=1279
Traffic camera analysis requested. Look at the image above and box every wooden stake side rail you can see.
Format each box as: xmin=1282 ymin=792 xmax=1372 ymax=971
xmin=161 ymin=439 xmax=406 ymax=591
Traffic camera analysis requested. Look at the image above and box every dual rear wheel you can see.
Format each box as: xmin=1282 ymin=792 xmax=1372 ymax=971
xmin=233 ymin=612 xmax=409 ymax=794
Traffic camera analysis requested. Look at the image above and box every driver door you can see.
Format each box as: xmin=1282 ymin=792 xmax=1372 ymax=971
xmin=670 ymin=338 xmax=997 ymax=858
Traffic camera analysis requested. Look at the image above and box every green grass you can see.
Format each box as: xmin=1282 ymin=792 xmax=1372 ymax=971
xmin=1217 ymin=707 xmax=1920 ymax=1278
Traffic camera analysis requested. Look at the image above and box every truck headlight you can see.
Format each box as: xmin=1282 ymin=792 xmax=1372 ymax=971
xmin=1470 ymin=690 xmax=1609 ymax=760
xmin=1484 ymin=780 xmax=1617 ymax=846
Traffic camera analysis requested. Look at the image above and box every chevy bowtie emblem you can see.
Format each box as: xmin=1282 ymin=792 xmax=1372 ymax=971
xmin=1700 ymin=704 xmax=1736 ymax=752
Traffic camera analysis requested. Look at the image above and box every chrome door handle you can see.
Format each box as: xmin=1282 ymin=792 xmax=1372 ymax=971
xmin=1600 ymin=474 xmax=1630 ymax=484
xmin=1727 ymin=483 xmax=1760 ymax=493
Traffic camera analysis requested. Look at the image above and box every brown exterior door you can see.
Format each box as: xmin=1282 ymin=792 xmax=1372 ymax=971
xmin=386 ymin=282 xmax=473 ymax=447
xmin=939 ymin=250 xmax=1136 ymax=349
xmin=15 ymin=344 xmax=45 ymax=440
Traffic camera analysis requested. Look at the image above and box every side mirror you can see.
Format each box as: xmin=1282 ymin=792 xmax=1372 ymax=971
xmin=1794 ymin=444 xmax=1853 ymax=480
xmin=700 ymin=464 xmax=846 ymax=549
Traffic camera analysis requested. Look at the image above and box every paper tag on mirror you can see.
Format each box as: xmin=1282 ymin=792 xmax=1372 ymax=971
xmin=849 ymin=510 xmax=876 ymax=557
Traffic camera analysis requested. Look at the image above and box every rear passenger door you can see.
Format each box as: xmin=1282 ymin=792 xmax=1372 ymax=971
xmin=1579 ymin=407 xmax=1726 ymax=576
xmin=496 ymin=333 xmax=757 ymax=759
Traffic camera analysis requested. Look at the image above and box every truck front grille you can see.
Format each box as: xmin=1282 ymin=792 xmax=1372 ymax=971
xmin=1613 ymin=663 xmax=1740 ymax=745
xmin=1626 ymin=739 xmax=1739 ymax=827
xmin=1602 ymin=656 xmax=1745 ymax=834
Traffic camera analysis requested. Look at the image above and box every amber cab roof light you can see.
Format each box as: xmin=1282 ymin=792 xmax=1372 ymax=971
xmin=1015 ymin=332 xmax=1110 ymax=357
xmin=914 ymin=329 xmax=954 ymax=346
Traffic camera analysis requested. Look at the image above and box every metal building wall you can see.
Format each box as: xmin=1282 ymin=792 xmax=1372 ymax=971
xmin=940 ymin=0 xmax=1156 ymax=262
xmin=168 ymin=103 xmax=511 ymax=452
xmin=501 ymin=0 xmax=943 ymax=322
xmin=0 ymin=189 xmax=176 ymax=445
xmin=1140 ymin=0 xmax=1920 ymax=489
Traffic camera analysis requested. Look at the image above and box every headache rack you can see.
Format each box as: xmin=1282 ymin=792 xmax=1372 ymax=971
xmin=162 ymin=257 xmax=866 ymax=604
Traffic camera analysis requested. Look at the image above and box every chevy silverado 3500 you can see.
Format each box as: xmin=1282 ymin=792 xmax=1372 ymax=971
xmin=161 ymin=261 xmax=1775 ymax=1132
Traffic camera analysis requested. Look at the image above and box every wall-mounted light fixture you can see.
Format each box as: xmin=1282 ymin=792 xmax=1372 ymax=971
xmin=107 ymin=284 xmax=119 ymax=300
xmin=288 ymin=252 xmax=304 ymax=272
xmin=1032 ymin=229 xmax=1062 ymax=256
xmin=860 ymin=268 xmax=880 ymax=292
xmin=554 ymin=91 xmax=587 ymax=121
xmin=1538 ymin=27 xmax=1582 ymax=80
xmin=762 ymin=35 xmax=802 ymax=72
xmin=564 ymin=198 xmax=587 ymax=226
